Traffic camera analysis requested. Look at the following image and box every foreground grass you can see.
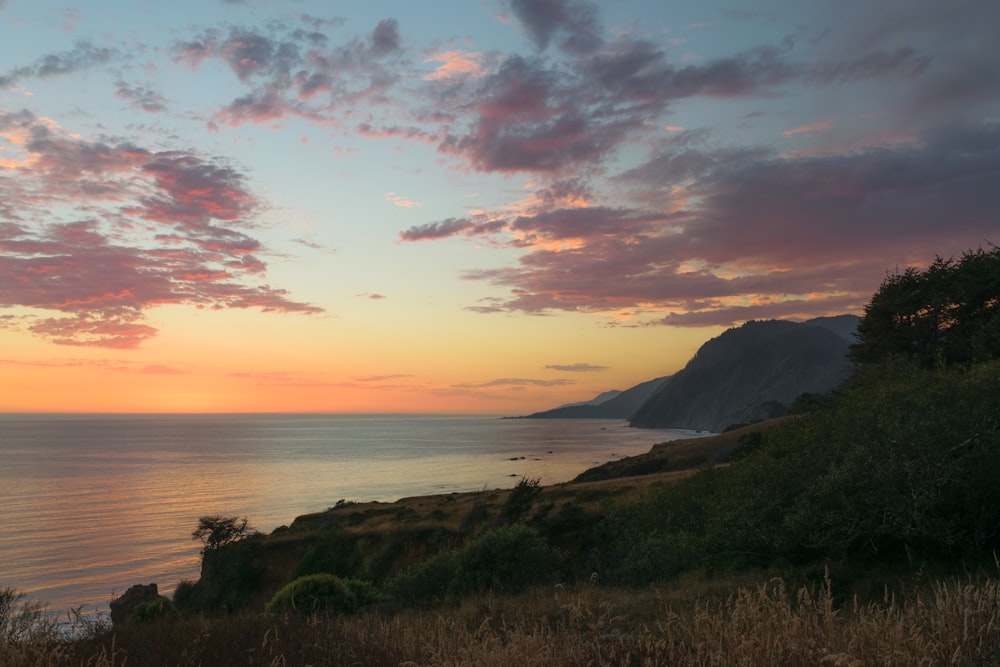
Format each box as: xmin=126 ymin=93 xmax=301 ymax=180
xmin=5 ymin=572 xmax=1000 ymax=666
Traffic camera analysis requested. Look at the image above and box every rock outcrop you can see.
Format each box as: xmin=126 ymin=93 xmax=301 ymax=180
xmin=109 ymin=583 xmax=160 ymax=627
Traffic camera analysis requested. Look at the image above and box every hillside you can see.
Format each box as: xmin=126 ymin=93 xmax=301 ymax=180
xmin=629 ymin=317 xmax=857 ymax=431
xmin=518 ymin=375 xmax=669 ymax=419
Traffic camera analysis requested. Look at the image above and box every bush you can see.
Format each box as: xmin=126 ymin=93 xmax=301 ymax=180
xmin=171 ymin=580 xmax=197 ymax=610
xmin=0 ymin=587 xmax=56 ymax=645
xmin=451 ymin=523 xmax=560 ymax=595
xmin=128 ymin=597 xmax=179 ymax=625
xmin=386 ymin=550 xmax=460 ymax=605
xmin=293 ymin=531 xmax=361 ymax=579
xmin=502 ymin=477 xmax=542 ymax=522
xmin=387 ymin=524 xmax=561 ymax=605
xmin=266 ymin=574 xmax=376 ymax=616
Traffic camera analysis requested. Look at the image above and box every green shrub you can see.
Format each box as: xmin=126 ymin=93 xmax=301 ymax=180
xmin=128 ymin=597 xmax=179 ymax=625
xmin=293 ymin=531 xmax=361 ymax=579
xmin=451 ymin=523 xmax=560 ymax=595
xmin=385 ymin=550 xmax=460 ymax=605
xmin=387 ymin=524 xmax=561 ymax=605
xmin=266 ymin=574 xmax=376 ymax=616
xmin=502 ymin=477 xmax=542 ymax=522
xmin=171 ymin=580 xmax=197 ymax=610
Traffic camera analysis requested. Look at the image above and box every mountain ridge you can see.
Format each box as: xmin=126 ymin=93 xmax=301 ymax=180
xmin=516 ymin=376 xmax=669 ymax=420
xmin=629 ymin=316 xmax=858 ymax=431
xmin=517 ymin=315 xmax=858 ymax=429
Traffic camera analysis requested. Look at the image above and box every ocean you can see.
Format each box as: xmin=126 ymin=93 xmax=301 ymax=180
xmin=0 ymin=413 xmax=699 ymax=618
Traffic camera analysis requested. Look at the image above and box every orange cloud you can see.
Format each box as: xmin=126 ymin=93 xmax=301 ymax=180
xmin=423 ymin=50 xmax=487 ymax=80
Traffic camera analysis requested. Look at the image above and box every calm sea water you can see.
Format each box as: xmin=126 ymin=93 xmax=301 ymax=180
xmin=0 ymin=413 xmax=699 ymax=618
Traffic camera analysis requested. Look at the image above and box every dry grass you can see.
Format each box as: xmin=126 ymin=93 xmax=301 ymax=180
xmin=5 ymin=573 xmax=1000 ymax=666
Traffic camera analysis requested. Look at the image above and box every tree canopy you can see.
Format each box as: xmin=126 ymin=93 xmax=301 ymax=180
xmin=192 ymin=515 xmax=255 ymax=554
xmin=850 ymin=246 xmax=1000 ymax=367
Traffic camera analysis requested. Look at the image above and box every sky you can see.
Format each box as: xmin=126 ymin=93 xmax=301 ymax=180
xmin=1 ymin=0 xmax=998 ymax=414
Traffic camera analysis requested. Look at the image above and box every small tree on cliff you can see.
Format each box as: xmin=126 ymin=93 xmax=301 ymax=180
xmin=192 ymin=515 xmax=255 ymax=554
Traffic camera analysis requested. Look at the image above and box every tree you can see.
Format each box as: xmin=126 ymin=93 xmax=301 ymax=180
xmin=850 ymin=246 xmax=1000 ymax=367
xmin=192 ymin=515 xmax=255 ymax=553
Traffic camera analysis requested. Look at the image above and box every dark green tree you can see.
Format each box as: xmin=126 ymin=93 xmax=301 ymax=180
xmin=850 ymin=246 xmax=1000 ymax=367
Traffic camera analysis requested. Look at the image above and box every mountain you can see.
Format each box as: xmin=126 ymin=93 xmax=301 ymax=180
xmin=629 ymin=317 xmax=858 ymax=432
xmin=520 ymin=376 xmax=670 ymax=419
xmin=803 ymin=314 xmax=861 ymax=342
xmin=555 ymin=389 xmax=623 ymax=409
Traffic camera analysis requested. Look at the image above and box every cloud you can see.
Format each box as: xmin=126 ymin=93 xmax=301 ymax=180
xmin=170 ymin=20 xmax=405 ymax=129
xmin=385 ymin=192 xmax=420 ymax=208
xmin=411 ymin=120 xmax=1000 ymax=327
xmin=544 ymin=363 xmax=608 ymax=372
xmin=402 ymin=206 xmax=671 ymax=245
xmin=292 ymin=237 xmax=337 ymax=254
xmin=423 ymin=50 xmax=487 ymax=81
xmin=370 ymin=19 xmax=401 ymax=57
xmin=355 ymin=374 xmax=413 ymax=382
xmin=4 ymin=1 xmax=991 ymax=339
xmin=400 ymin=217 xmax=500 ymax=241
xmin=0 ymin=41 xmax=120 ymax=88
xmin=0 ymin=111 xmax=320 ymax=348
xmin=806 ymin=47 xmax=932 ymax=84
xmin=114 ymin=81 xmax=169 ymax=113
xmin=140 ymin=5 xmax=951 ymax=182
xmin=506 ymin=0 xmax=603 ymax=54
xmin=453 ymin=377 xmax=576 ymax=388
xmin=782 ymin=119 xmax=833 ymax=137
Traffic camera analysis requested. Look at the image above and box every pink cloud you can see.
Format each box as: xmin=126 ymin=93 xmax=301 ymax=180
xmin=405 ymin=121 xmax=1000 ymax=326
xmin=0 ymin=111 xmax=320 ymax=348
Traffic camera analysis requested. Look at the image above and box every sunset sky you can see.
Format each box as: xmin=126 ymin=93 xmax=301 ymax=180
xmin=1 ymin=0 xmax=997 ymax=414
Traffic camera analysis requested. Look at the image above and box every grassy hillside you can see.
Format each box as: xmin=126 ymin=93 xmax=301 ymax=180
xmin=4 ymin=359 xmax=999 ymax=665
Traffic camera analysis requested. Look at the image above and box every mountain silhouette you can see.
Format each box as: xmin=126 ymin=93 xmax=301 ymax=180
xmin=519 ymin=376 xmax=669 ymax=419
xmin=628 ymin=317 xmax=858 ymax=431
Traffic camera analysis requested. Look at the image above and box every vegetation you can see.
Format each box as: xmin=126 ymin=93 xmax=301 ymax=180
xmin=851 ymin=245 xmax=1000 ymax=367
xmin=501 ymin=476 xmax=542 ymax=522
xmin=266 ymin=574 xmax=378 ymax=616
xmin=191 ymin=515 xmax=255 ymax=554
xmin=4 ymin=575 xmax=1000 ymax=665
xmin=127 ymin=597 xmax=179 ymax=626
xmin=3 ymin=249 xmax=998 ymax=664
xmin=387 ymin=524 xmax=560 ymax=605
